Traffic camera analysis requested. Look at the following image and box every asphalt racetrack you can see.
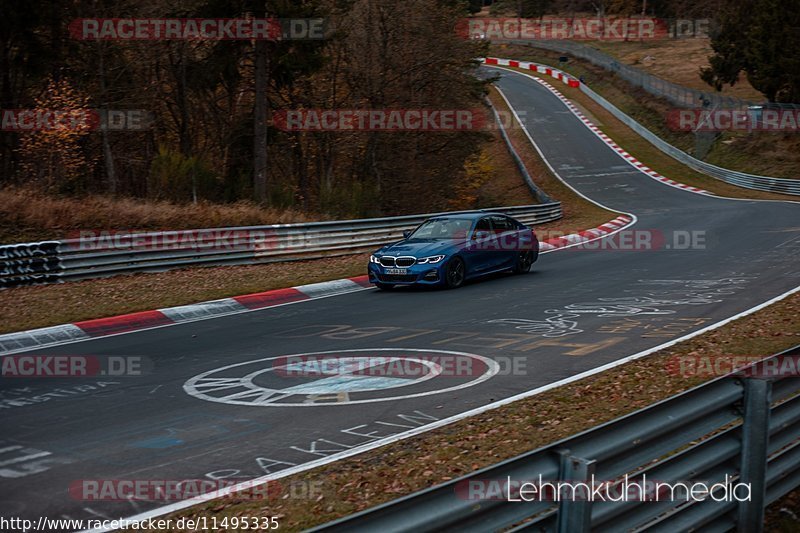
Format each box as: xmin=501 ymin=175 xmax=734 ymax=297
xmin=2 ymin=66 xmax=799 ymax=527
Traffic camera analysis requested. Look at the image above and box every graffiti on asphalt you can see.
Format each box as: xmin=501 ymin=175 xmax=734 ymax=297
xmin=489 ymin=277 xmax=751 ymax=337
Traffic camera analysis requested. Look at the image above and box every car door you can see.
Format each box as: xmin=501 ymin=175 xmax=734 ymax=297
xmin=466 ymin=216 xmax=496 ymax=273
xmin=487 ymin=215 xmax=518 ymax=269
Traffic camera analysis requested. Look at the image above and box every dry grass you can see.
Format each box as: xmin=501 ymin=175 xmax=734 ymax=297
xmin=0 ymin=187 xmax=318 ymax=244
xmin=5 ymin=68 xmax=796 ymax=526
xmin=548 ymin=78 xmax=798 ymax=200
xmin=486 ymin=85 xmax=619 ymax=231
xmin=0 ymin=93 xmax=619 ymax=335
xmin=468 ymin=131 xmax=538 ymax=208
xmin=491 ymin=43 xmax=800 ymax=181
xmin=485 ymin=45 xmax=800 ymax=194
xmin=767 ymin=487 xmax=800 ymax=531
xmin=0 ymin=209 xmax=615 ymax=337
xmin=148 ymin=292 xmax=800 ymax=532
xmin=1 ymin=105 xmax=539 ymax=247
xmin=0 ymin=255 xmax=370 ymax=334
xmin=449 ymin=102 xmax=537 ymax=210
xmin=590 ymin=38 xmax=763 ymax=100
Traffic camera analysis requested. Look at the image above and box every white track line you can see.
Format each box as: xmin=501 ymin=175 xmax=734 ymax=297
xmin=0 ymin=286 xmax=372 ymax=357
xmin=79 ymin=72 xmax=800 ymax=532
xmin=81 ymin=284 xmax=800 ymax=533
xmin=486 ymin=64 xmax=800 ymax=207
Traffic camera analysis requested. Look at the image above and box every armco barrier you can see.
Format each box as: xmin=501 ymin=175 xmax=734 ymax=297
xmin=485 ymin=96 xmax=554 ymax=204
xmin=512 ymin=40 xmax=800 ymax=113
xmin=314 ymin=344 xmax=800 ymax=533
xmin=579 ymin=83 xmax=800 ymax=195
xmin=515 ymin=40 xmax=726 ymax=108
xmin=0 ymin=203 xmax=561 ymax=288
xmin=483 ymin=57 xmax=800 ymax=195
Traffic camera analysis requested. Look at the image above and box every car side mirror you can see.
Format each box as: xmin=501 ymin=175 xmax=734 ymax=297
xmin=473 ymin=230 xmax=489 ymax=240
xmin=402 ymin=229 xmax=412 ymax=239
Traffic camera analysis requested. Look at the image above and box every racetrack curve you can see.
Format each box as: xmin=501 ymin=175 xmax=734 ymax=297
xmin=1 ymin=66 xmax=798 ymax=529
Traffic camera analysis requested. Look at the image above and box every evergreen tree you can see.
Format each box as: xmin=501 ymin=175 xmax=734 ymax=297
xmin=702 ymin=0 xmax=800 ymax=103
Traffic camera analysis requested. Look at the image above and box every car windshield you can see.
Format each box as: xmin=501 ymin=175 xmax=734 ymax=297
xmin=408 ymin=218 xmax=472 ymax=240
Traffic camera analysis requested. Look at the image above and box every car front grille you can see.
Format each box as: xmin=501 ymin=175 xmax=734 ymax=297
xmin=379 ymin=256 xmax=416 ymax=267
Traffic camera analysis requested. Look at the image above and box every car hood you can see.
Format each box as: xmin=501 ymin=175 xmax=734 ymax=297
xmin=377 ymin=239 xmax=461 ymax=257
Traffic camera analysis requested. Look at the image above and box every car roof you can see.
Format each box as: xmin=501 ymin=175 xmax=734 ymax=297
xmin=428 ymin=212 xmax=507 ymax=221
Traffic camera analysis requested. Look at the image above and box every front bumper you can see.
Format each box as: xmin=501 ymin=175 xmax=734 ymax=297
xmin=368 ymin=262 xmax=446 ymax=286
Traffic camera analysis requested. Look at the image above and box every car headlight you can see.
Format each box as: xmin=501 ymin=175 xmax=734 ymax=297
xmin=417 ymin=255 xmax=445 ymax=264
xmin=369 ymin=255 xmax=381 ymax=264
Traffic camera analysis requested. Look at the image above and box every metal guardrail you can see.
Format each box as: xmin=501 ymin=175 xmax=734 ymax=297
xmin=579 ymin=83 xmax=800 ymax=195
xmin=315 ymin=344 xmax=800 ymax=533
xmin=0 ymin=203 xmax=562 ymax=288
xmin=486 ymin=96 xmax=554 ymax=204
xmin=485 ymin=54 xmax=800 ymax=194
xmin=516 ymin=40 xmax=800 ymax=112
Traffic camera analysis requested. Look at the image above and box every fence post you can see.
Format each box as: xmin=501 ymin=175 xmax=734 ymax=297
xmin=737 ymin=377 xmax=772 ymax=533
xmin=556 ymin=451 xmax=595 ymax=533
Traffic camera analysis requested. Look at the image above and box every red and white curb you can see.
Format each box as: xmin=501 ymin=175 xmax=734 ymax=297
xmin=484 ymin=57 xmax=580 ymax=88
xmin=538 ymin=214 xmax=633 ymax=251
xmin=483 ymin=57 xmax=711 ymax=196
xmin=0 ymin=276 xmax=373 ymax=355
xmin=0 ymin=212 xmax=634 ymax=355
xmin=77 ymin=287 xmax=800 ymax=533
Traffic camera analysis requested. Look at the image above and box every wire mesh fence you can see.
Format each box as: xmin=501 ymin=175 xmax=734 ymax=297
xmin=515 ymin=40 xmax=800 ymax=111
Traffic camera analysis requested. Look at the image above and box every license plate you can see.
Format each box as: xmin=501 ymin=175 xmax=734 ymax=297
xmin=384 ymin=268 xmax=408 ymax=275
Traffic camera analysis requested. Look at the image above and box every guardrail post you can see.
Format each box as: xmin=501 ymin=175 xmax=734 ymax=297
xmin=556 ymin=451 xmax=595 ymax=533
xmin=737 ymin=377 xmax=772 ymax=533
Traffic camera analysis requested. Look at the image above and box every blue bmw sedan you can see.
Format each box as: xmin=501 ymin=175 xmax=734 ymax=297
xmin=368 ymin=212 xmax=539 ymax=290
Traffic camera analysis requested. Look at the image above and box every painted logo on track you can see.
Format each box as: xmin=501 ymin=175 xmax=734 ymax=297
xmin=183 ymin=349 xmax=498 ymax=406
